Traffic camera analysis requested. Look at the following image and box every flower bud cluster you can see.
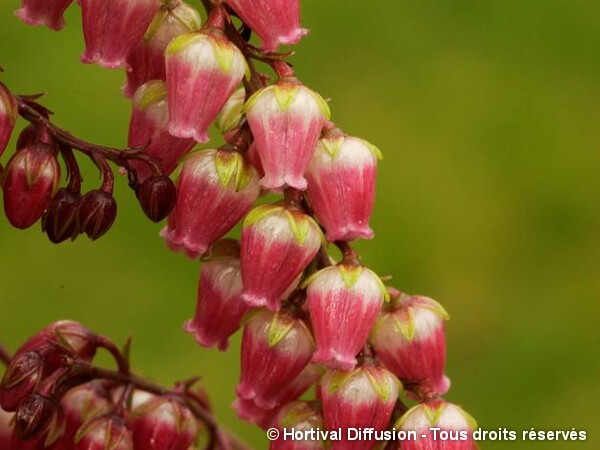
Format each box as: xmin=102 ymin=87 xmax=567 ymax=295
xmin=0 ymin=321 xmax=201 ymax=450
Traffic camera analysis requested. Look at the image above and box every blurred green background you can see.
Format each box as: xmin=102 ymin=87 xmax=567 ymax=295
xmin=1 ymin=0 xmax=600 ymax=448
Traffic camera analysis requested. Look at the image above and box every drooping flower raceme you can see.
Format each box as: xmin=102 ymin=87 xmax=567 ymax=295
xmin=306 ymin=131 xmax=381 ymax=242
xmin=244 ymin=80 xmax=330 ymax=191
xmin=161 ymin=149 xmax=260 ymax=259
xmin=165 ymin=29 xmax=247 ymax=143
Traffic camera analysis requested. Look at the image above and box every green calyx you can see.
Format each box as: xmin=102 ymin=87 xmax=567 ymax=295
xmin=391 ymin=307 xmax=416 ymax=341
xmin=166 ymin=32 xmax=203 ymax=55
xmin=365 ymin=367 xmax=402 ymax=402
xmin=412 ymin=296 xmax=450 ymax=321
xmin=308 ymin=89 xmax=332 ymax=120
xmin=284 ymin=210 xmax=317 ymax=245
xmin=325 ymin=369 xmax=357 ymax=396
xmin=214 ymin=150 xmax=252 ymax=192
xmin=136 ymin=81 xmax=167 ymax=110
xmin=339 ymin=264 xmax=364 ymax=289
xmin=268 ymin=312 xmax=296 ymax=347
xmin=320 ymin=137 xmax=345 ymax=159
xmin=242 ymin=203 xmax=283 ymax=229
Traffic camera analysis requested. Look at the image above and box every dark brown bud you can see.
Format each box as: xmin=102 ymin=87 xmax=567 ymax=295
xmin=42 ymin=188 xmax=82 ymax=243
xmin=0 ymin=352 xmax=43 ymax=412
xmin=137 ymin=176 xmax=176 ymax=222
xmin=77 ymin=190 xmax=117 ymax=240
xmin=14 ymin=394 xmax=58 ymax=440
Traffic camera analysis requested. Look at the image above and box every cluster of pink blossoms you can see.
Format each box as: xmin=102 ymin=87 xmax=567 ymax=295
xmin=0 ymin=1 xmax=480 ymax=449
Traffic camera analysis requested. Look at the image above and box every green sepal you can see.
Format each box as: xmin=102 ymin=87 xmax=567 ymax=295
xmin=242 ymin=203 xmax=282 ymax=228
xmin=320 ymin=137 xmax=345 ymax=159
xmin=274 ymin=83 xmax=300 ymax=112
xmin=339 ymin=264 xmax=363 ymax=289
xmin=242 ymin=86 xmax=273 ymax=113
xmin=300 ymin=266 xmax=331 ymax=289
xmin=239 ymin=308 xmax=262 ymax=328
xmin=412 ymin=296 xmax=450 ymax=321
xmin=460 ymin=408 xmax=479 ymax=430
xmin=308 ymin=89 xmax=331 ymax=119
xmin=284 ymin=210 xmax=314 ymax=245
xmin=211 ymin=38 xmax=237 ymax=74
xmin=169 ymin=3 xmax=202 ymax=33
xmin=423 ymin=402 xmax=446 ymax=425
xmin=363 ymin=140 xmax=383 ymax=160
xmin=392 ymin=307 xmax=415 ymax=341
xmin=268 ymin=312 xmax=296 ymax=348
xmin=136 ymin=80 xmax=167 ymax=110
xmin=166 ymin=32 xmax=203 ymax=55
xmin=143 ymin=8 xmax=169 ymax=41
xmin=325 ymin=370 xmax=357 ymax=396
xmin=215 ymin=151 xmax=248 ymax=191
xmin=365 ymin=367 xmax=402 ymax=403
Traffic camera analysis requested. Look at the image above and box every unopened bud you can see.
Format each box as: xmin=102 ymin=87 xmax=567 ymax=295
xmin=77 ymin=190 xmax=117 ymax=240
xmin=75 ymin=414 xmax=133 ymax=450
xmin=138 ymin=175 xmax=176 ymax=222
xmin=14 ymin=394 xmax=57 ymax=440
xmin=42 ymin=188 xmax=81 ymax=243
xmin=2 ymin=143 xmax=60 ymax=229
xmin=0 ymin=351 xmax=43 ymax=412
xmin=0 ymin=82 xmax=18 ymax=158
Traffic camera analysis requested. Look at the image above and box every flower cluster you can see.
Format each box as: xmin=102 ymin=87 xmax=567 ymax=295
xmin=0 ymin=321 xmax=229 ymax=450
xmin=1 ymin=0 xmax=480 ymax=449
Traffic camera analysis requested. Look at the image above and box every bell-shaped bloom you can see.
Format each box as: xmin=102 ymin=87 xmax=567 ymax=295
xmin=166 ymin=29 xmax=247 ymax=142
xmin=241 ymin=204 xmax=322 ymax=311
xmin=320 ymin=365 xmax=401 ymax=450
xmin=124 ymin=1 xmax=202 ymax=98
xmin=0 ymin=82 xmax=18 ymax=157
xmin=0 ymin=352 xmax=43 ymax=412
xmin=270 ymin=401 xmax=326 ymax=450
xmin=51 ymin=382 xmax=112 ymax=450
xmin=225 ymin=0 xmax=307 ymax=52
xmin=396 ymin=400 xmax=477 ymax=450
xmin=132 ymin=396 xmax=197 ymax=450
xmin=236 ymin=309 xmax=315 ymax=410
xmin=184 ymin=239 xmax=251 ymax=350
xmin=128 ymin=81 xmax=196 ymax=182
xmin=2 ymin=143 xmax=60 ymax=229
xmin=234 ymin=363 xmax=323 ymax=428
xmin=306 ymin=133 xmax=381 ymax=241
xmin=74 ymin=414 xmax=133 ymax=450
xmin=370 ymin=294 xmax=450 ymax=397
xmin=305 ymin=264 xmax=388 ymax=371
xmin=15 ymin=0 xmax=74 ymax=31
xmin=244 ymin=81 xmax=330 ymax=190
xmin=161 ymin=149 xmax=260 ymax=259
xmin=79 ymin=0 xmax=161 ymax=69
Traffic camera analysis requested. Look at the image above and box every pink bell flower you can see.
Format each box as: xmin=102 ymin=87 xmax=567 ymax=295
xmin=183 ymin=239 xmax=251 ymax=351
xmin=306 ymin=131 xmax=381 ymax=241
xmin=225 ymin=0 xmax=308 ymax=52
xmin=240 ymin=204 xmax=322 ymax=311
xmin=124 ymin=0 xmax=202 ymax=98
xmin=320 ymin=364 xmax=401 ymax=450
xmin=79 ymin=0 xmax=161 ymax=69
xmin=370 ymin=293 xmax=451 ymax=398
xmin=244 ymin=80 xmax=330 ymax=190
xmin=165 ymin=29 xmax=247 ymax=142
xmin=236 ymin=309 xmax=315 ymax=410
xmin=305 ymin=263 xmax=388 ymax=371
xmin=270 ymin=401 xmax=326 ymax=450
xmin=15 ymin=0 xmax=74 ymax=31
xmin=161 ymin=149 xmax=260 ymax=259
xmin=395 ymin=400 xmax=477 ymax=450
xmin=128 ymin=80 xmax=196 ymax=182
